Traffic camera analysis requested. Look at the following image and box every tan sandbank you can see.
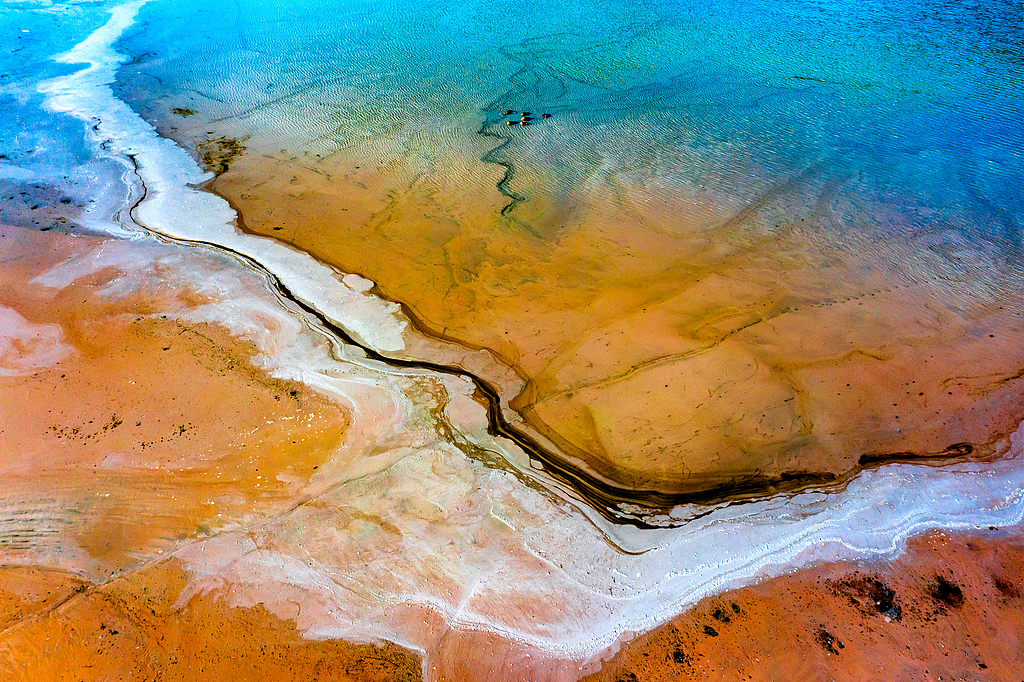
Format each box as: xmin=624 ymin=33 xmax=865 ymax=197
xmin=583 ymin=529 xmax=1024 ymax=681
xmin=197 ymin=138 xmax=1024 ymax=499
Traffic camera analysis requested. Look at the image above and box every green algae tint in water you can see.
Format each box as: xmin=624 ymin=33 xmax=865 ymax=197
xmin=114 ymin=0 xmax=1024 ymax=498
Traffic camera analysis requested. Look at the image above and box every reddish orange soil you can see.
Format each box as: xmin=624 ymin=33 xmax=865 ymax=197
xmin=0 ymin=224 xmax=350 ymax=578
xmin=0 ymin=565 xmax=87 ymax=631
xmin=0 ymin=560 xmax=422 ymax=681
xmin=584 ymin=530 xmax=1024 ymax=682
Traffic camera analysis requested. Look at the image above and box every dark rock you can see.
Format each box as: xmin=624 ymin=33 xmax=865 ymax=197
xmin=928 ymin=576 xmax=964 ymax=608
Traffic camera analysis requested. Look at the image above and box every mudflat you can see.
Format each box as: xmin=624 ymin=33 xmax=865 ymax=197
xmin=0 ymin=561 xmax=421 ymax=681
xmin=0 ymin=224 xmax=349 ymax=579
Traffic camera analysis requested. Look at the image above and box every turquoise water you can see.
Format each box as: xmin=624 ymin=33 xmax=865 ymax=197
xmin=6 ymin=0 xmax=1018 ymax=268
xmin=1 ymin=3 xmax=131 ymax=234
xmin=109 ymin=0 xmax=1024 ymax=256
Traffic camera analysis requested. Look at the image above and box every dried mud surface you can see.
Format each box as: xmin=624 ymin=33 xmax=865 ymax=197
xmin=583 ymin=530 xmax=1024 ymax=682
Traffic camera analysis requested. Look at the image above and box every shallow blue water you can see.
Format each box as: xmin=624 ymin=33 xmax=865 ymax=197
xmin=100 ymin=0 xmax=1024 ymax=269
xmin=1 ymin=2 xmax=127 ymax=230
xmin=4 ymin=1 xmax=1021 ymax=250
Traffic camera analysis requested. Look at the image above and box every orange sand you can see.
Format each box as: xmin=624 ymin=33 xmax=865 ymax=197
xmin=0 ymin=565 xmax=86 ymax=631
xmin=0 ymin=224 xmax=348 ymax=578
xmin=583 ymin=530 xmax=1024 ymax=682
xmin=0 ymin=560 xmax=421 ymax=681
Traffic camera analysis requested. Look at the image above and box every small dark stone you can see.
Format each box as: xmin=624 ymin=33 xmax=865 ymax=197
xmin=731 ymin=602 xmax=741 ymax=614
xmin=834 ymin=576 xmax=901 ymax=620
xmin=672 ymin=648 xmax=689 ymax=665
xmin=993 ymin=576 xmax=1019 ymax=598
xmin=816 ymin=628 xmax=844 ymax=655
xmin=711 ymin=607 xmax=731 ymax=623
xmin=703 ymin=625 xmax=718 ymax=637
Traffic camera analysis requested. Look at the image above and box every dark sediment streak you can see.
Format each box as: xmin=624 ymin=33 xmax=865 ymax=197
xmin=858 ymin=442 xmax=975 ymax=466
xmin=122 ymin=154 xmax=997 ymax=530
xmin=477 ymin=117 xmax=526 ymax=216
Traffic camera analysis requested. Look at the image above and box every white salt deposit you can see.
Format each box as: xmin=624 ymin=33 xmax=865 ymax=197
xmin=39 ymin=0 xmax=409 ymax=354
xmin=0 ymin=306 xmax=75 ymax=376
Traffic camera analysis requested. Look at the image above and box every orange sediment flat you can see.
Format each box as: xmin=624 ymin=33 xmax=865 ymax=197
xmin=582 ymin=530 xmax=1024 ymax=681
xmin=0 ymin=223 xmax=348 ymax=578
xmin=0 ymin=223 xmax=422 ymax=677
xmin=0 ymin=565 xmax=87 ymax=631
xmin=0 ymin=560 xmax=422 ymax=681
